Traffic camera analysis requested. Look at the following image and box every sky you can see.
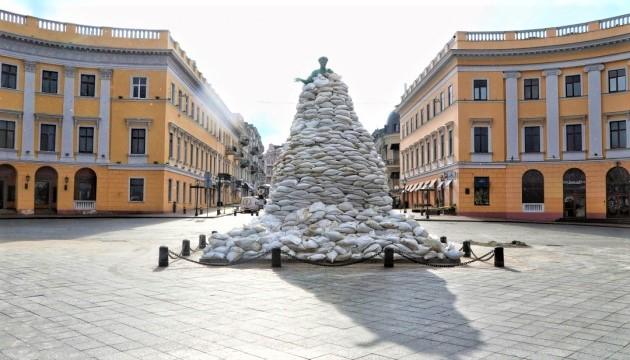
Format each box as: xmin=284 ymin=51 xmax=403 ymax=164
xmin=1 ymin=0 xmax=629 ymax=149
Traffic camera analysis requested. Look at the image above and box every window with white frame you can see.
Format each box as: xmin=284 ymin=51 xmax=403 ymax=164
xmin=610 ymin=120 xmax=627 ymax=149
xmin=524 ymin=78 xmax=539 ymax=100
xmin=78 ymin=127 xmax=94 ymax=153
xmin=170 ymin=83 xmax=176 ymax=104
xmin=440 ymin=92 xmax=444 ymax=112
xmin=40 ymin=124 xmax=56 ymax=152
xmin=448 ymin=85 xmax=453 ymax=106
xmin=130 ymin=128 xmax=146 ymax=154
xmin=524 ymin=126 xmax=541 ymax=153
xmin=42 ymin=70 xmax=58 ymax=94
xmin=473 ymin=127 xmax=489 ymax=153
xmin=1 ymin=64 xmax=17 ymax=89
xmin=0 ymin=120 xmax=15 ymax=149
xmin=80 ymin=74 xmax=96 ymax=97
xmin=566 ymin=124 xmax=582 ymax=152
xmin=129 ymin=178 xmax=144 ymax=202
xmin=131 ymin=77 xmax=147 ymax=99
xmin=608 ymin=69 xmax=626 ymax=93
xmin=565 ymin=75 xmax=581 ymax=97
xmin=473 ymin=79 xmax=487 ymax=101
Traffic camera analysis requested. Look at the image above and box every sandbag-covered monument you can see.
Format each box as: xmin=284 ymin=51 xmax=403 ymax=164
xmin=201 ymin=58 xmax=462 ymax=263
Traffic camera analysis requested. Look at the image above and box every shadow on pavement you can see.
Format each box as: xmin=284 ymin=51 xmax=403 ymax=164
xmin=275 ymin=264 xmax=482 ymax=359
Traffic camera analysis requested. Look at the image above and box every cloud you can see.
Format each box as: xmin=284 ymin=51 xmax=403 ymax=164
xmin=2 ymin=0 xmax=627 ymax=146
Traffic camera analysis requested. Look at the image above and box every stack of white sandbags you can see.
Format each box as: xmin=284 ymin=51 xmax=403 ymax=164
xmin=201 ymin=72 xmax=462 ymax=263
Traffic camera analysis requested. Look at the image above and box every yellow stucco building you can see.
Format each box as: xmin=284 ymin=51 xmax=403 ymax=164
xmin=398 ymin=14 xmax=630 ymax=221
xmin=0 ymin=10 xmax=247 ymax=215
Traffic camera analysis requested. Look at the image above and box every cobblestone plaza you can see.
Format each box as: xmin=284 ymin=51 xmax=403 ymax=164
xmin=1 ymin=216 xmax=629 ymax=359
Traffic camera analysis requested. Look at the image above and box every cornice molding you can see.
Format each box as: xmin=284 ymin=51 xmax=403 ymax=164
xmin=398 ymin=32 xmax=630 ymax=110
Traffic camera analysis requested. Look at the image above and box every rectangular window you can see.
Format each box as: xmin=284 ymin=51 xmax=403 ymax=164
xmin=170 ymin=83 xmax=176 ymax=104
xmin=473 ymin=127 xmax=489 ymax=153
xmin=610 ymin=120 xmax=627 ymax=149
xmin=524 ymin=126 xmax=541 ymax=153
xmin=448 ymin=129 xmax=453 ymax=156
xmin=131 ymin=77 xmax=147 ymax=99
xmin=448 ymin=85 xmax=453 ymax=105
xmin=524 ymin=78 xmax=539 ymax=100
xmin=183 ymin=183 xmax=187 ymax=203
xmin=440 ymin=92 xmax=444 ymax=112
xmin=473 ymin=79 xmax=488 ymax=101
xmin=129 ymin=178 xmax=144 ymax=202
xmin=420 ymin=109 xmax=424 ymax=124
xmin=78 ymin=127 xmax=94 ymax=153
xmin=426 ymin=104 xmax=431 ymax=120
xmin=0 ymin=120 xmax=15 ymax=149
xmin=80 ymin=74 xmax=96 ymax=97
xmin=608 ymin=69 xmax=626 ymax=93
xmin=1 ymin=64 xmax=17 ymax=89
xmin=474 ymin=177 xmax=490 ymax=206
xmin=420 ymin=144 xmax=424 ymax=165
xmin=40 ymin=124 xmax=56 ymax=152
xmin=440 ymin=133 xmax=445 ymax=159
xmin=168 ymin=133 xmax=173 ymax=158
xmin=130 ymin=128 xmax=146 ymax=155
xmin=176 ymin=181 xmax=180 ymax=202
xmin=191 ymin=102 xmax=195 ymax=119
xmin=432 ymin=139 xmax=437 ymax=161
xmin=415 ymin=114 xmax=418 ymax=129
xmin=42 ymin=70 xmax=58 ymax=94
xmin=168 ymin=179 xmax=172 ymax=202
xmin=178 ymin=91 xmax=183 ymax=111
xmin=177 ymin=137 xmax=181 ymax=161
xmin=566 ymin=124 xmax=582 ymax=152
xmin=565 ymin=75 xmax=581 ymax=97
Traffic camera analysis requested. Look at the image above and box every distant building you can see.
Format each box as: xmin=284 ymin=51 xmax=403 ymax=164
xmin=263 ymin=143 xmax=284 ymax=185
xmin=237 ymin=121 xmax=265 ymax=197
xmin=373 ymin=112 xmax=401 ymax=207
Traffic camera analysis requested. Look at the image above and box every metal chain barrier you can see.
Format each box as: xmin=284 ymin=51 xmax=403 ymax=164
xmin=393 ymin=248 xmax=495 ymax=268
xmin=280 ymin=249 xmax=383 ymax=267
xmin=162 ymin=241 xmax=498 ymax=268
xmin=168 ymin=249 xmax=271 ymax=267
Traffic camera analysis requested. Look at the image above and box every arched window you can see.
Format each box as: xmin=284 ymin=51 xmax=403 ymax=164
xmin=522 ymin=169 xmax=544 ymax=204
xmin=74 ymin=168 xmax=97 ymax=201
xmin=606 ymin=166 xmax=630 ymax=218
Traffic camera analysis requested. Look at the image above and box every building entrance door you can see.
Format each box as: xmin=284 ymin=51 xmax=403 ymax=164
xmin=563 ymin=168 xmax=586 ymax=219
xmin=34 ymin=166 xmax=57 ymax=213
xmin=606 ymin=166 xmax=630 ymax=218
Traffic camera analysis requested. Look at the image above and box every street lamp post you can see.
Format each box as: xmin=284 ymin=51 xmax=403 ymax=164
xmin=401 ymin=177 xmax=407 ymax=214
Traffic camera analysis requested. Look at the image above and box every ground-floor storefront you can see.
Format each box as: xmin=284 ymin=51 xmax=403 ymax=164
xmin=402 ymin=160 xmax=630 ymax=221
xmin=0 ymin=161 xmax=240 ymax=215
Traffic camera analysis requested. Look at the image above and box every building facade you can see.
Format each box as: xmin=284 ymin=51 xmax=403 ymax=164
xmin=237 ymin=121 xmax=264 ymax=196
xmin=372 ymin=111 xmax=401 ymax=207
xmin=398 ymin=14 xmax=630 ymax=221
xmin=263 ymin=143 xmax=283 ymax=185
xmin=0 ymin=10 xmax=251 ymax=214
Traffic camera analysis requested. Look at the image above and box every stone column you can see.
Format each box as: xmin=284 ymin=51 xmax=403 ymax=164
xmin=98 ymin=69 xmax=112 ymax=162
xmin=21 ymin=61 xmax=36 ymax=160
xmin=543 ymin=69 xmax=561 ymax=160
xmin=61 ymin=66 xmax=75 ymax=161
xmin=585 ymin=64 xmax=604 ymax=158
xmin=504 ymin=71 xmax=520 ymax=161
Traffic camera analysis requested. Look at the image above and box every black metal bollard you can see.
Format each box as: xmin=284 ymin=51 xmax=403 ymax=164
xmin=198 ymin=234 xmax=207 ymax=249
xmin=250 ymin=211 xmax=254 ymax=216
xmin=271 ymin=248 xmax=281 ymax=268
xmin=440 ymin=236 xmax=447 ymax=244
xmin=256 ymin=211 xmax=259 ymax=216
xmin=182 ymin=239 xmax=191 ymax=256
xmin=494 ymin=247 xmax=504 ymax=268
xmin=159 ymin=246 xmax=169 ymax=267
xmin=217 ymin=209 xmax=221 ymax=216
xmin=234 ymin=209 xmax=237 ymax=216
xmin=384 ymin=247 xmax=394 ymax=268
xmin=183 ymin=206 xmax=186 ymax=215
xmin=425 ymin=211 xmax=430 ymax=219
xmin=462 ymin=240 xmax=471 ymax=258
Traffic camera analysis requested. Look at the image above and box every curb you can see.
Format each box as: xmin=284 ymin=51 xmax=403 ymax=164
xmin=414 ymin=217 xmax=630 ymax=228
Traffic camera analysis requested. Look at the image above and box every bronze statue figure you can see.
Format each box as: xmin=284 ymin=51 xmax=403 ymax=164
xmin=294 ymin=56 xmax=334 ymax=84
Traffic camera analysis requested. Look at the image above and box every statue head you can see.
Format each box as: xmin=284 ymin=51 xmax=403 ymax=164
xmin=318 ymin=56 xmax=328 ymax=70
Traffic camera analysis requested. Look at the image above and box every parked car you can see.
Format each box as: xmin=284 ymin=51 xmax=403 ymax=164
xmin=240 ymin=196 xmax=264 ymax=213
